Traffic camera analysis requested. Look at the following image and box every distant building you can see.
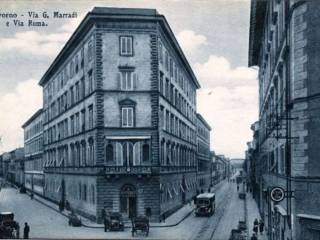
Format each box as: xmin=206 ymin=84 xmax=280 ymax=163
xmin=249 ymin=0 xmax=320 ymax=239
xmin=196 ymin=113 xmax=212 ymax=192
xmin=22 ymin=109 xmax=44 ymax=195
xmin=5 ymin=148 xmax=24 ymax=185
xmin=36 ymin=7 xmax=203 ymax=222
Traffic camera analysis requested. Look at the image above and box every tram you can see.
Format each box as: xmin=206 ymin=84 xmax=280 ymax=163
xmin=195 ymin=193 xmax=215 ymax=217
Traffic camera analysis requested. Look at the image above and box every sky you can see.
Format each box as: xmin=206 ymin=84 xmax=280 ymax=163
xmin=0 ymin=0 xmax=258 ymax=158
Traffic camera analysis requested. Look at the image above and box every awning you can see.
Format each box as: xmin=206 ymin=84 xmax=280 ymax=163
xmin=56 ymin=183 xmax=61 ymax=193
xmin=297 ymin=214 xmax=320 ymax=221
xmin=167 ymin=188 xmax=173 ymax=199
xmin=274 ymin=205 xmax=287 ymax=216
xmin=180 ymin=183 xmax=185 ymax=193
xmin=105 ymin=136 xmax=151 ymax=140
xmin=172 ymin=185 xmax=178 ymax=195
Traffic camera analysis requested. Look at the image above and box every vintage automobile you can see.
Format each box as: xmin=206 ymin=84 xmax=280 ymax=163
xmin=195 ymin=193 xmax=216 ymax=217
xmin=68 ymin=212 xmax=82 ymax=227
xmin=131 ymin=216 xmax=149 ymax=237
xmin=0 ymin=212 xmax=20 ymax=239
xmin=105 ymin=212 xmax=124 ymax=231
xmin=229 ymin=229 xmax=246 ymax=240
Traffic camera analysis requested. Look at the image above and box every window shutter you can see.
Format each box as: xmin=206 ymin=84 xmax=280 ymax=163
xmin=133 ymin=142 xmax=141 ymax=166
xmin=133 ymin=73 xmax=137 ymax=89
xmin=116 ymin=142 xmax=123 ymax=166
xmin=117 ymin=73 xmax=121 ymax=90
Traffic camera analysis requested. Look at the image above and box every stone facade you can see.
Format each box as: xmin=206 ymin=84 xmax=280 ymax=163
xmin=196 ymin=113 xmax=212 ymax=192
xmin=249 ymin=0 xmax=320 ymax=239
xmin=35 ymin=7 xmax=207 ymax=222
xmin=22 ymin=109 xmax=44 ymax=195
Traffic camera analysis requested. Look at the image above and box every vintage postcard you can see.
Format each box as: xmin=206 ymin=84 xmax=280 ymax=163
xmin=0 ymin=0 xmax=319 ymax=239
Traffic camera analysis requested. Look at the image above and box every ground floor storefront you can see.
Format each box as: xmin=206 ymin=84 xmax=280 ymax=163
xmin=43 ymin=171 xmax=197 ymax=222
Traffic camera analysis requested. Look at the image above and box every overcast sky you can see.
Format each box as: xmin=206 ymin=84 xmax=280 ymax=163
xmin=0 ymin=0 xmax=258 ymax=158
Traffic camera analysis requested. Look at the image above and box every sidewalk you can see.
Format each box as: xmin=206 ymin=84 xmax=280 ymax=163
xmin=30 ymin=179 xmax=227 ymax=229
xmin=246 ymin=193 xmax=267 ymax=240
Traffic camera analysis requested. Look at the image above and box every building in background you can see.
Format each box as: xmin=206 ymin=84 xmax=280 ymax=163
xmin=4 ymin=148 xmax=25 ymax=186
xmin=196 ymin=113 xmax=212 ymax=192
xmin=37 ymin=7 xmax=203 ymax=222
xmin=22 ymin=109 xmax=44 ymax=196
xmin=249 ymin=0 xmax=320 ymax=239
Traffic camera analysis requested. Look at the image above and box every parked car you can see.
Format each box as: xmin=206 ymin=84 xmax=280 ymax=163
xmin=68 ymin=212 xmax=81 ymax=227
xmin=131 ymin=216 xmax=149 ymax=237
xmin=105 ymin=212 xmax=124 ymax=231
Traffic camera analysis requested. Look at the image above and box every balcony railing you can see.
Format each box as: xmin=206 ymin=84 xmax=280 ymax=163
xmin=160 ymin=165 xmax=197 ymax=173
xmin=104 ymin=165 xmax=152 ymax=175
xmin=44 ymin=166 xmax=104 ymax=174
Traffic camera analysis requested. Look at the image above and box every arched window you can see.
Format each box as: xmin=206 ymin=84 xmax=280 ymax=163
xmin=106 ymin=144 xmax=114 ymax=162
xmin=88 ymin=138 xmax=94 ymax=165
xmin=81 ymin=141 xmax=86 ymax=166
xmin=142 ymin=144 xmax=150 ymax=162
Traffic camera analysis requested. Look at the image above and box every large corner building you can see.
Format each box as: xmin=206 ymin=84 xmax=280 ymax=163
xmin=36 ymin=7 xmax=209 ymax=222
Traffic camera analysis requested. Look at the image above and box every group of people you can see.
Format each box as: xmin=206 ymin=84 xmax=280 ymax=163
xmin=251 ymin=218 xmax=264 ymax=240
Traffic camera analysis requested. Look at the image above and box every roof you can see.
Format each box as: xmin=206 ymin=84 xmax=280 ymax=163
xmin=196 ymin=193 xmax=215 ymax=199
xmin=196 ymin=113 xmax=212 ymax=131
xmin=248 ymin=0 xmax=267 ymax=66
xmin=22 ymin=109 xmax=43 ymax=128
xmin=39 ymin=7 xmax=200 ymax=88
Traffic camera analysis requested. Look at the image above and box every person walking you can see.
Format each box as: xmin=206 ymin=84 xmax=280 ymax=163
xmin=259 ymin=219 xmax=265 ymax=235
xmin=237 ymin=185 xmax=239 ymax=192
xmin=251 ymin=233 xmax=258 ymax=240
xmin=253 ymin=224 xmax=259 ymax=236
xmin=23 ymin=222 xmax=30 ymax=239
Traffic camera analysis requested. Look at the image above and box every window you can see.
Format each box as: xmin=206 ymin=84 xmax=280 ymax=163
xmin=75 ymin=82 xmax=80 ymax=102
xmin=88 ymin=105 xmax=93 ymax=129
xmin=88 ymin=138 xmax=94 ymax=165
xmin=81 ymin=109 xmax=85 ymax=132
xmin=70 ymin=115 xmax=74 ymax=135
xmin=123 ymin=142 xmax=134 ymax=166
xmin=88 ymin=71 xmax=93 ymax=93
xmin=70 ymin=61 xmax=74 ymax=78
xmin=88 ymin=40 xmax=93 ymax=61
xmin=159 ymin=42 xmax=163 ymax=64
xmin=106 ymin=144 xmax=114 ymax=162
xmin=120 ymin=36 xmax=133 ymax=56
xmin=120 ymin=71 xmax=133 ymax=90
xmin=160 ymin=71 xmax=164 ymax=94
xmin=122 ymin=107 xmax=134 ymax=127
xmin=142 ymin=144 xmax=150 ymax=162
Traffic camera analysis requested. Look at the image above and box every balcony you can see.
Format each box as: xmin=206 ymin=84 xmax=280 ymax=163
xmin=44 ymin=166 xmax=104 ymax=175
xmin=160 ymin=165 xmax=197 ymax=173
xmin=104 ymin=165 xmax=152 ymax=175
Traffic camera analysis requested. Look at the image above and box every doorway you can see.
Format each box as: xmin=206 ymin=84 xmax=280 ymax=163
xmin=120 ymin=184 xmax=137 ymax=219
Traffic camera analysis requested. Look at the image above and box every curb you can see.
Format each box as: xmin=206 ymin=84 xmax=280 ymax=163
xmin=23 ymin=179 xmax=227 ymax=229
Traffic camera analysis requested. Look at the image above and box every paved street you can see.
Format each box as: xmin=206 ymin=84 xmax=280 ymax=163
xmin=0 ymin=178 xmax=265 ymax=239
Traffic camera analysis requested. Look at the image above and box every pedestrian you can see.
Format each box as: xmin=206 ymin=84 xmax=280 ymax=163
xmin=254 ymin=218 xmax=259 ymax=226
xmin=23 ymin=222 xmax=30 ymax=239
xmin=259 ymin=219 xmax=265 ymax=234
xmin=104 ymin=216 xmax=108 ymax=232
xmin=253 ymin=224 xmax=258 ymax=235
xmin=251 ymin=233 xmax=258 ymax=240
xmin=30 ymin=192 xmax=34 ymax=200
xmin=237 ymin=185 xmax=239 ymax=192
xmin=101 ymin=208 xmax=106 ymax=221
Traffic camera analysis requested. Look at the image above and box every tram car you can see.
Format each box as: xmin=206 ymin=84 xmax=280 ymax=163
xmin=195 ymin=193 xmax=216 ymax=217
